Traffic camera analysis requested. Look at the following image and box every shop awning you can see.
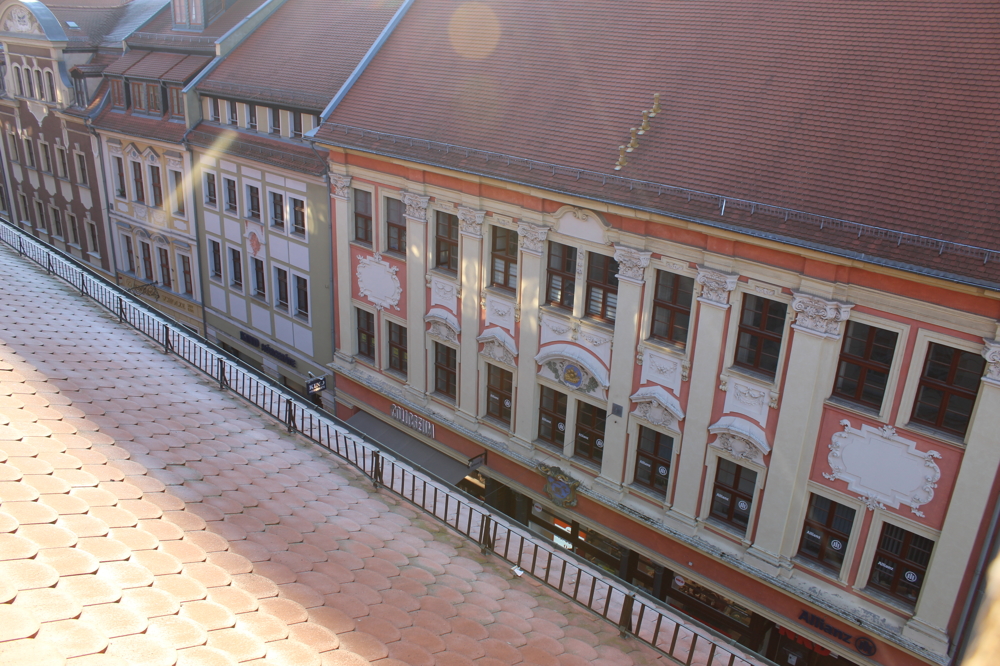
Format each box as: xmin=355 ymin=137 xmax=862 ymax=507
xmin=347 ymin=410 xmax=472 ymax=485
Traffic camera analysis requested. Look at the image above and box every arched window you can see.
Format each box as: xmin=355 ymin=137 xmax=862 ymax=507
xmin=12 ymin=66 xmax=22 ymax=96
xmin=35 ymin=70 xmax=43 ymax=100
xmin=24 ymin=68 xmax=33 ymax=98
xmin=45 ymin=71 xmax=55 ymax=103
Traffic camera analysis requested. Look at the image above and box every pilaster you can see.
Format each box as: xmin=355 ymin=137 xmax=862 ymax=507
xmin=456 ymin=206 xmax=485 ymax=425
xmin=667 ymin=266 xmax=739 ymax=532
xmin=511 ymin=221 xmax=548 ymax=451
xmin=746 ymin=292 xmax=853 ymax=574
xmin=330 ymin=174 xmax=354 ymax=367
xmin=402 ymin=191 xmax=429 ymax=404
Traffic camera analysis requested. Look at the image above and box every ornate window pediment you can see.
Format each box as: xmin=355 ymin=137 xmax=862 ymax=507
xmin=478 ymin=327 xmax=517 ymax=368
xmin=125 ymin=143 xmax=142 ymax=161
xmin=143 ymin=147 xmax=160 ymax=164
xmin=535 ymin=343 xmax=609 ymax=396
xmin=425 ymin=307 xmax=460 ymax=344
xmin=630 ymin=385 xmax=684 ymax=429
xmin=709 ymin=416 xmax=771 ymax=464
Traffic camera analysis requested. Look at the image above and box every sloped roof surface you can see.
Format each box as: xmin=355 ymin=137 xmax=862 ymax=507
xmin=45 ymin=0 xmax=168 ymax=48
xmin=198 ymin=0 xmax=402 ymax=111
xmin=103 ymin=49 xmax=211 ymax=82
xmin=0 ymin=242 xmax=677 ymax=666
xmin=316 ymin=0 xmax=1000 ymax=287
xmin=187 ymin=123 xmax=328 ymax=175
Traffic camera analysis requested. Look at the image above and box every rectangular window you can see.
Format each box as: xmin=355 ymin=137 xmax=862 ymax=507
xmin=538 ymin=385 xmax=567 ymax=447
xmin=269 ymin=107 xmax=281 ymax=134
xmin=294 ymin=275 xmax=308 ymax=318
xmin=252 ymin=258 xmax=266 ymax=299
xmin=247 ymin=104 xmax=257 ymax=130
xmin=225 ymin=178 xmax=237 ymax=213
xmin=123 ymin=235 xmax=136 ymax=273
xmin=868 ymin=523 xmax=934 ymax=604
xmin=111 ymin=79 xmax=125 ymax=108
xmin=228 ymin=100 xmax=237 ymax=125
xmin=68 ymin=214 xmax=78 ymax=245
xmin=435 ymin=211 xmax=459 ymax=273
xmin=51 ymin=208 xmax=62 ymax=237
xmin=275 ymin=267 xmax=289 ymax=308
xmin=229 ymin=248 xmax=242 ymax=289
xmin=18 ymin=194 xmax=27 ymax=224
xmin=39 ymin=142 xmax=51 ymax=172
xmin=76 ymin=154 xmax=88 ymax=185
xmin=434 ymin=342 xmax=458 ymax=399
xmin=210 ymin=97 xmax=220 ymax=122
xmin=357 ymin=309 xmax=375 ymax=360
xmin=23 ymin=139 xmax=34 ymax=168
xmin=735 ymin=294 xmax=788 ymax=378
xmin=247 ymin=185 xmax=260 ymax=219
xmin=354 ymin=189 xmax=372 ymax=243
xmin=57 ymin=147 xmax=68 ymax=179
xmin=911 ymin=342 xmax=985 ymax=436
xmin=170 ymin=170 xmax=184 ymax=215
xmin=491 ymin=227 xmax=518 ymax=291
xmin=798 ymin=494 xmax=856 ymax=573
xmin=651 ymin=271 xmax=694 ymax=346
xmin=46 ymin=71 xmax=55 ymax=103
xmin=386 ymin=198 xmax=406 ymax=254
xmin=158 ymin=247 xmax=171 ymax=289
xmin=586 ymin=253 xmax=619 ymax=321
xmin=575 ymin=402 xmax=606 ymax=464
xmin=486 ymin=364 xmax=513 ymax=425
xmin=709 ymin=459 xmax=757 ymax=535
xmin=34 ymin=201 xmax=45 ymax=229
xmin=181 ymin=255 xmax=193 ymax=295
xmin=209 ymin=240 xmax=222 ymax=278
xmin=205 ymin=173 xmax=217 ymax=206
xmin=147 ymin=84 xmax=161 ymax=114
xmin=113 ymin=156 xmax=126 ymax=197
xmin=140 ymin=241 xmax=153 ymax=280
xmin=388 ymin=322 xmax=408 ymax=376
xmin=270 ymin=192 xmax=284 ymax=228
xmin=169 ymin=87 xmax=184 ymax=119
xmin=88 ymin=223 xmax=100 ymax=256
xmin=291 ymin=198 xmax=305 ymax=235
xmin=833 ymin=321 xmax=898 ymax=410
xmin=292 ymin=111 xmax=302 ymax=138
xmin=131 ymin=161 xmax=145 ymax=203
xmin=149 ymin=165 xmax=163 ymax=207
xmin=634 ymin=426 xmax=673 ymax=495
xmin=546 ymin=242 xmax=577 ymax=309
xmin=133 ymin=82 xmax=147 ymax=111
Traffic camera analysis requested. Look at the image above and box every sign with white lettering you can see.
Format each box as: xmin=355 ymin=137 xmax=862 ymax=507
xmin=390 ymin=404 xmax=435 ymax=438
xmin=307 ymin=377 xmax=327 ymax=394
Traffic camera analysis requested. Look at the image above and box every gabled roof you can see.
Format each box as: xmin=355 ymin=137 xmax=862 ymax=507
xmin=124 ymin=0 xmax=265 ymax=51
xmin=314 ymin=0 xmax=1000 ymax=289
xmin=104 ymin=49 xmax=211 ymax=83
xmin=197 ymin=0 xmax=402 ymax=112
xmin=44 ymin=0 xmax=168 ymax=48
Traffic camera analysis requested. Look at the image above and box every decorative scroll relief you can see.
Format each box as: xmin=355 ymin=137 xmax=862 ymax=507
xmin=630 ymin=386 xmax=684 ymax=430
xmin=4 ymin=7 xmax=43 ymax=35
xmin=696 ymin=266 xmax=739 ymax=306
xmin=638 ymin=346 xmax=685 ymax=393
xmin=722 ymin=375 xmax=773 ymax=427
xmin=576 ymin=322 xmax=612 ymax=366
xmin=330 ymin=174 xmax=352 ymax=199
xmin=709 ymin=416 xmax=771 ymax=465
xmin=400 ymin=191 xmax=429 ymax=221
xmin=613 ymin=245 xmax=652 ymax=282
xmin=824 ymin=420 xmax=942 ymax=518
xmin=791 ymin=293 xmax=853 ymax=338
xmin=536 ymin=343 xmax=609 ymax=400
xmin=356 ymin=253 xmax=401 ymax=311
xmin=478 ymin=327 xmax=517 ymax=368
xmin=425 ymin=307 xmax=460 ymax=344
xmin=983 ymin=338 xmax=1000 ymax=386
xmin=484 ymin=292 xmax=515 ymax=332
xmin=540 ymin=312 xmax=575 ymax=344
xmin=517 ymin=221 xmax=548 ymax=255
xmin=429 ymin=276 xmax=458 ymax=312
xmin=458 ymin=206 xmax=485 ymax=238
xmin=554 ymin=207 xmax=609 ymax=245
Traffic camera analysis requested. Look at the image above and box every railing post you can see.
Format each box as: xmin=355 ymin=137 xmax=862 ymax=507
xmin=371 ymin=451 xmax=383 ymax=489
xmin=618 ymin=593 xmax=635 ymax=637
xmin=46 ymin=254 xmax=51 ymax=274
xmin=163 ymin=324 xmax=173 ymax=355
xmin=217 ymin=357 xmax=228 ymax=390
xmin=479 ymin=514 xmax=494 ymax=553
xmin=17 ymin=237 xmax=23 ymax=256
xmin=118 ymin=296 xmax=124 ymax=323
xmin=285 ymin=397 xmax=297 ymax=434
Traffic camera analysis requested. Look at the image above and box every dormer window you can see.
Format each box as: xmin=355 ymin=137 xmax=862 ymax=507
xmin=169 ymin=87 xmax=184 ymax=119
xmin=131 ymin=82 xmax=146 ymax=111
xmin=210 ymin=97 xmax=220 ymax=122
xmin=147 ymin=84 xmax=161 ymax=114
xmin=111 ymin=79 xmax=125 ymax=109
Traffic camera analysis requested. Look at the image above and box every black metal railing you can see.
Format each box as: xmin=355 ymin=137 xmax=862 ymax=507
xmin=0 ymin=220 xmax=770 ymax=666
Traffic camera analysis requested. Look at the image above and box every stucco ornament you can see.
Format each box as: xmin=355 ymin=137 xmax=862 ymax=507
xmin=425 ymin=308 xmax=460 ymax=344
xmin=356 ymin=252 xmax=401 ymax=311
xmin=478 ymin=328 xmax=518 ymax=368
xmin=613 ymin=245 xmax=652 ymax=282
xmin=330 ymin=174 xmax=352 ymax=199
xmin=537 ymin=464 xmax=581 ymax=507
xmin=5 ymin=7 xmax=42 ymax=34
xmin=400 ymin=191 xmax=429 ymax=220
xmin=517 ymin=221 xmax=548 ymax=255
xmin=695 ymin=267 xmax=739 ymax=305
xmin=630 ymin=386 xmax=684 ymax=430
xmin=709 ymin=416 xmax=771 ymax=464
xmin=825 ymin=420 xmax=942 ymax=518
xmin=791 ymin=293 xmax=853 ymax=338
xmin=982 ymin=338 xmax=1000 ymax=386
xmin=457 ymin=206 xmax=485 ymax=237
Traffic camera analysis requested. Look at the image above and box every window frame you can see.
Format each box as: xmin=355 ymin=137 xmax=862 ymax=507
xmin=270 ymin=191 xmax=285 ymax=229
xmin=385 ymin=197 xmax=406 ymax=255
xmin=157 ymin=246 xmax=172 ymax=289
xmin=290 ymin=197 xmax=306 ymax=236
xmin=122 ymin=234 xmax=136 ymax=274
xmin=224 ymin=177 xmax=238 ymax=214
xmin=574 ymin=401 xmax=607 ymax=465
xmin=434 ymin=211 xmax=459 ymax=274
xmin=387 ymin=320 xmax=408 ymax=377
xmin=56 ymin=146 xmax=69 ymax=179
xmin=38 ymin=140 xmax=51 ymax=173
xmin=733 ymin=293 xmax=789 ymax=379
xmin=353 ymin=188 xmax=373 ymax=244
xmin=228 ymin=246 xmax=243 ymax=291
xmin=909 ymin=341 xmax=985 ymax=437
xmin=585 ymin=252 xmax=619 ymax=322
xmin=269 ymin=107 xmax=281 ymax=135
xmin=205 ymin=172 xmax=217 ymax=207
xmin=179 ymin=253 xmax=194 ymax=296
xmin=131 ymin=160 xmax=145 ymax=204
xmin=649 ymin=270 xmax=694 ymax=347
xmin=796 ymin=492 xmax=857 ymax=575
xmin=75 ymin=153 xmax=88 ymax=186
xmin=293 ymin=274 xmax=309 ymax=320
xmin=486 ymin=364 xmax=514 ymax=426
xmin=209 ymin=239 xmax=223 ymax=279
xmin=832 ymin=320 xmax=899 ymax=412
xmin=490 ymin=226 xmax=519 ymax=291
xmin=252 ymin=257 xmax=266 ymax=300
xmin=170 ymin=169 xmax=185 ymax=215
xmin=633 ymin=426 xmax=674 ymax=496
xmin=538 ymin=385 xmax=567 ymax=448
xmin=866 ymin=521 xmax=935 ymax=606
xmin=23 ymin=138 xmax=35 ymax=169
xmin=247 ymin=104 xmax=257 ymax=131
xmin=708 ymin=458 xmax=758 ymax=536
xmin=113 ymin=156 xmax=126 ymax=198
xmin=274 ymin=266 xmax=289 ymax=309
xmin=357 ymin=308 xmax=376 ymax=361
xmin=246 ymin=183 xmax=261 ymax=220
xmin=139 ymin=240 xmax=154 ymax=280
xmin=433 ymin=342 xmax=458 ymax=400
xmin=149 ymin=164 xmax=163 ymax=208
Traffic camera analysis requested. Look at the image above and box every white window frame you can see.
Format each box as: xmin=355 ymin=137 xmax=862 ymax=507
xmin=267 ymin=188 xmax=286 ymax=231
xmin=227 ymin=244 xmax=244 ymax=292
xmin=176 ymin=250 xmax=196 ymax=297
xmin=120 ymin=232 xmax=137 ymax=274
xmin=207 ymin=237 xmax=224 ymax=282
xmin=790 ymin=483 xmax=866 ymax=585
xmin=852 ymin=509 xmax=941 ymax=609
xmin=291 ymin=270 xmax=310 ymax=323
xmin=624 ymin=413 xmax=683 ymax=510
xmin=698 ymin=448 xmax=769 ymax=547
xmin=720 ymin=280 xmax=795 ymax=392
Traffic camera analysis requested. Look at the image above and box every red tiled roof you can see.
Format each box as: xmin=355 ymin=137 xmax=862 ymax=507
xmin=92 ymin=104 xmax=189 ymax=143
xmin=198 ymin=0 xmax=401 ymax=111
xmin=316 ymin=0 xmax=1000 ymax=287
xmin=104 ymin=50 xmax=212 ymax=83
xmin=127 ymin=0 xmax=266 ymax=44
xmin=187 ymin=123 xmax=327 ymax=175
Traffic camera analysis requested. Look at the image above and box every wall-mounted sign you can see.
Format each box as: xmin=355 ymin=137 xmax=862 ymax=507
xmin=390 ymin=404 xmax=435 ymax=438
xmin=239 ymin=331 xmax=298 ymax=368
xmin=797 ymin=610 xmax=877 ymax=657
xmin=468 ymin=452 xmax=487 ymax=470
xmin=307 ymin=376 xmax=327 ymax=394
